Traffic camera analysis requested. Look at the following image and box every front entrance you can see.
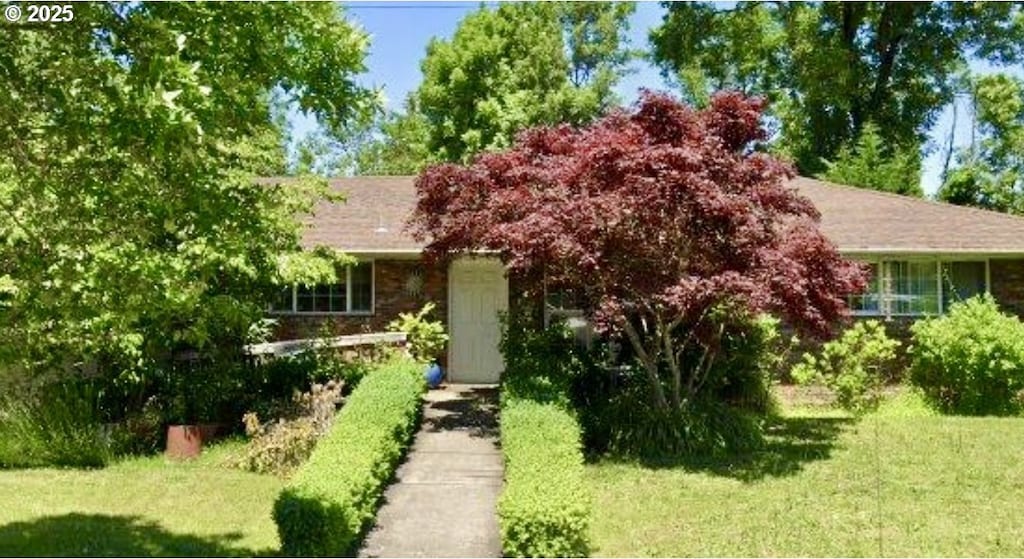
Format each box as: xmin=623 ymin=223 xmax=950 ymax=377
xmin=448 ymin=258 xmax=508 ymax=383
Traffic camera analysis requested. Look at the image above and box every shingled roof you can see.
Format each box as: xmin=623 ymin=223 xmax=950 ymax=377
xmin=281 ymin=175 xmax=1024 ymax=255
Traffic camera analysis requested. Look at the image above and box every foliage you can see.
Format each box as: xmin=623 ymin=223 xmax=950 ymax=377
xmin=791 ymin=320 xmax=900 ymax=413
xmin=0 ymin=3 xmax=373 ymax=390
xmin=909 ymin=295 xmax=1024 ymax=416
xmin=649 ymin=2 xmax=1024 ymax=175
xmin=411 ymin=91 xmax=866 ymax=419
xmin=0 ymin=382 xmax=112 ymax=469
xmin=387 ymin=302 xmax=449 ymax=363
xmin=235 ymin=380 xmax=344 ymax=477
xmin=414 ymin=2 xmax=634 ymax=164
xmin=498 ymin=398 xmax=591 ymax=558
xmin=821 ymin=123 xmax=922 ymax=195
xmin=499 ymin=312 xmax=584 ymax=409
xmin=939 ymin=73 xmax=1024 ymax=213
xmin=347 ymin=96 xmax=437 ymax=176
xmin=583 ymin=314 xmax=782 ymax=458
xmin=273 ymin=358 xmax=425 ymax=556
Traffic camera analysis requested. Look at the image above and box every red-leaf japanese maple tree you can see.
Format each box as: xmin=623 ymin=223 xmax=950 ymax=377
xmin=409 ymin=91 xmax=867 ymax=413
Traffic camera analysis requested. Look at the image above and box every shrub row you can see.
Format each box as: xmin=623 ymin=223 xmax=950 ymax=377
xmin=273 ymin=357 xmax=425 ymax=556
xmin=498 ymin=397 xmax=591 ymax=557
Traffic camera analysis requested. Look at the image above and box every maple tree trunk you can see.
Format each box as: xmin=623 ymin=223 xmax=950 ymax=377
xmin=622 ymin=320 xmax=670 ymax=411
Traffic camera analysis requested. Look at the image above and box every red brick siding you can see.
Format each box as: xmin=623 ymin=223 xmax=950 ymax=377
xmin=273 ymin=259 xmax=448 ymax=340
xmin=990 ymin=258 xmax=1024 ymax=317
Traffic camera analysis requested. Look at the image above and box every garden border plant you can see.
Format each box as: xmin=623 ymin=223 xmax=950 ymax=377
xmin=497 ymin=315 xmax=592 ymax=558
xmin=272 ymin=357 xmax=425 ymax=556
xmin=498 ymin=396 xmax=591 ymax=558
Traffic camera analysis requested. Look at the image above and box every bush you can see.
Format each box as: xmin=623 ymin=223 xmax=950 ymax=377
xmin=909 ymin=295 xmax=1024 ymax=415
xmin=498 ymin=398 xmax=591 ymax=558
xmin=791 ymin=320 xmax=900 ymax=412
xmin=235 ymin=380 xmax=344 ymax=476
xmin=388 ymin=302 xmax=449 ymax=363
xmin=499 ymin=312 xmax=583 ymax=408
xmin=0 ymin=381 xmax=112 ymax=468
xmin=577 ymin=314 xmax=782 ymax=458
xmin=601 ymin=389 xmax=765 ymax=458
xmin=273 ymin=358 xmax=425 ymax=556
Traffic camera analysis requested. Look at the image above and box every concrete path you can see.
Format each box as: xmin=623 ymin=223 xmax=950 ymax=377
xmin=359 ymin=384 xmax=502 ymax=558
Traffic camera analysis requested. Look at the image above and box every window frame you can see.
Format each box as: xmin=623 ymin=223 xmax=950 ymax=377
xmin=271 ymin=260 xmax=375 ymax=316
xmin=849 ymin=256 xmax=990 ymax=318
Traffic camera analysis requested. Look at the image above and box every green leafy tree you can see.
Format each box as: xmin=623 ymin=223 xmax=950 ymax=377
xmin=939 ymin=73 xmax=1024 ymax=213
xmin=349 ymin=96 xmax=436 ymax=176
xmin=821 ymin=123 xmax=923 ymax=196
xmin=0 ymin=4 xmax=374 ymax=382
xmin=416 ymin=2 xmax=635 ymax=164
xmin=650 ymin=2 xmax=1024 ymax=175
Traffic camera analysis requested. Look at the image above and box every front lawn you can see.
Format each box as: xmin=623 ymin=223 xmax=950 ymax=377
xmin=0 ymin=441 xmax=283 ymax=557
xmin=588 ymin=389 xmax=1024 ymax=557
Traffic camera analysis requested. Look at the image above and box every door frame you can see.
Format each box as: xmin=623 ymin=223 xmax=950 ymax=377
xmin=446 ymin=257 xmax=508 ymax=383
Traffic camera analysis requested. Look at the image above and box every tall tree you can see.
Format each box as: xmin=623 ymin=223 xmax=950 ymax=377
xmin=347 ymin=96 xmax=436 ymax=176
xmin=939 ymin=73 xmax=1024 ymax=213
xmin=415 ymin=2 xmax=635 ymax=164
xmin=410 ymin=92 xmax=866 ymax=413
xmin=822 ymin=123 xmax=923 ymax=196
xmin=0 ymin=3 xmax=373 ymax=379
xmin=650 ymin=2 xmax=1024 ymax=176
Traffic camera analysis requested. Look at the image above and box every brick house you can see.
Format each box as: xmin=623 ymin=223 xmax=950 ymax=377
xmin=269 ymin=175 xmax=1024 ymax=383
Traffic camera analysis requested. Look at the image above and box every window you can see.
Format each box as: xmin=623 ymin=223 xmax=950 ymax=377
xmin=887 ymin=261 xmax=939 ymax=315
xmin=849 ymin=259 xmax=989 ymax=317
xmin=942 ymin=261 xmax=986 ymax=309
xmin=271 ymin=262 xmax=374 ymax=314
xmin=849 ymin=262 xmax=881 ymax=314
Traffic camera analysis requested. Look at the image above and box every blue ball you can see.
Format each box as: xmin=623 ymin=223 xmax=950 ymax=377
xmin=425 ymin=363 xmax=443 ymax=388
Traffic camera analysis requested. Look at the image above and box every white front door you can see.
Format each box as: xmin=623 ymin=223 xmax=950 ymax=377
xmin=448 ymin=258 xmax=508 ymax=383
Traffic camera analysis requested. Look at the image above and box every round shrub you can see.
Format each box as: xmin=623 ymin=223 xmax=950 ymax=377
xmin=791 ymin=320 xmax=900 ymax=413
xmin=909 ymin=295 xmax=1024 ymax=415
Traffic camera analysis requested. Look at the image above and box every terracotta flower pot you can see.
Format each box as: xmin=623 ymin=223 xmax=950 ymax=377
xmin=166 ymin=425 xmax=202 ymax=459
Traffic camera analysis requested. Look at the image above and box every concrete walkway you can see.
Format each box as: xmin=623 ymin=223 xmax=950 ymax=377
xmin=359 ymin=384 xmax=502 ymax=558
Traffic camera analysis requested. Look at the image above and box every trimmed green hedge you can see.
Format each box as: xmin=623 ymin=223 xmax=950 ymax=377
xmin=498 ymin=397 xmax=591 ymax=557
xmin=273 ymin=357 xmax=425 ymax=556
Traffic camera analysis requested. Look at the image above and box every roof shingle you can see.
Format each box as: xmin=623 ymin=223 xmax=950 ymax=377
xmin=278 ymin=175 xmax=1024 ymax=255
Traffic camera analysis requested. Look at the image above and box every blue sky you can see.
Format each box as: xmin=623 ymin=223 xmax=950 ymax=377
xmin=292 ymin=1 xmax=1019 ymax=196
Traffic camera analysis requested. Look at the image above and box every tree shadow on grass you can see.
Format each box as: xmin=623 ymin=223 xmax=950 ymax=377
xmin=0 ymin=513 xmax=278 ymax=557
xmin=611 ymin=416 xmax=854 ymax=483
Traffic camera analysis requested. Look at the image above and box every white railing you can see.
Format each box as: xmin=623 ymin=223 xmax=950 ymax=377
xmin=245 ymin=331 xmax=408 ymax=357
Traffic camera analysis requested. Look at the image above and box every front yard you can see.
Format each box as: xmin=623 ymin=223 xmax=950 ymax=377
xmin=0 ymin=441 xmax=282 ymax=557
xmin=588 ymin=389 xmax=1024 ymax=557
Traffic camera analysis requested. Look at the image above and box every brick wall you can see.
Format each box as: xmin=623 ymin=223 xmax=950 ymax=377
xmin=990 ymin=258 xmax=1024 ymax=317
xmin=273 ymin=259 xmax=448 ymax=340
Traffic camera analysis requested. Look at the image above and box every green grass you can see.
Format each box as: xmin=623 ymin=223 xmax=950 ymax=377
xmin=0 ymin=440 xmax=284 ymax=557
xmin=588 ymin=389 xmax=1024 ymax=557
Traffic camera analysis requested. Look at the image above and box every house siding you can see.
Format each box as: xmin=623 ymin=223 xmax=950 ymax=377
xmin=273 ymin=259 xmax=448 ymax=340
xmin=989 ymin=258 xmax=1024 ymax=317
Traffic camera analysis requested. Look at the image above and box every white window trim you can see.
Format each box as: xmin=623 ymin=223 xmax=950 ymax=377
xmin=270 ymin=261 xmax=375 ymax=316
xmin=851 ymin=256 xmax=990 ymax=318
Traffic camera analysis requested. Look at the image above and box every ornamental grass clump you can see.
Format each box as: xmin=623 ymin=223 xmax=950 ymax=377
xmin=234 ymin=379 xmax=344 ymax=477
